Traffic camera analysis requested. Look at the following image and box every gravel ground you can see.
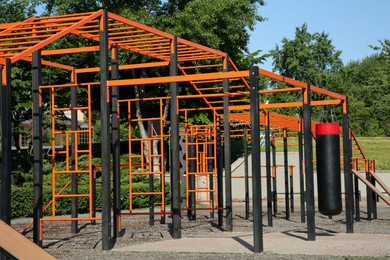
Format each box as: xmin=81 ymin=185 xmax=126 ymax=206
xmin=12 ymin=200 xmax=390 ymax=259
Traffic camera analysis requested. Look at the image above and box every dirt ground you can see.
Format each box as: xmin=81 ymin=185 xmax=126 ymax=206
xmin=12 ymin=200 xmax=390 ymax=259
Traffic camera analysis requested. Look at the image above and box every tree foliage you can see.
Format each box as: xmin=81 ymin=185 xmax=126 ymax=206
xmin=270 ymin=23 xmax=343 ymax=90
xmin=268 ymin=24 xmax=344 ymax=120
xmin=158 ymin=0 xmax=266 ymax=66
xmin=0 ymin=0 xmax=37 ymax=23
xmin=341 ymin=39 xmax=390 ymax=136
xmin=0 ymin=1 xmax=40 ymax=152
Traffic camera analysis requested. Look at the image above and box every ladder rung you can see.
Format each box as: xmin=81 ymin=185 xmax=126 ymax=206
xmin=54 ymin=194 xmax=90 ymax=198
xmin=131 ymin=191 xmax=163 ymax=196
xmin=53 ymin=170 xmax=90 ymax=174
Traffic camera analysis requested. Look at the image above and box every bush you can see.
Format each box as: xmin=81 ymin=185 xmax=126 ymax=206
xmin=11 ymin=186 xmax=34 ymax=219
xmin=10 ymin=150 xmax=171 ymax=219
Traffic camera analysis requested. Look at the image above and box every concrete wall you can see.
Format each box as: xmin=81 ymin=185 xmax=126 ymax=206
xmin=230 ymin=152 xmax=390 ymax=202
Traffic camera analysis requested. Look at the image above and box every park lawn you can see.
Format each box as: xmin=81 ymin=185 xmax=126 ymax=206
xmin=355 ymin=137 xmax=390 ymax=171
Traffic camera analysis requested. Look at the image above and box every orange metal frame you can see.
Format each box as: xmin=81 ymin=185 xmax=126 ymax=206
xmin=0 ymin=9 xmax=371 ymax=240
xmin=36 ymin=83 xmax=100 ymax=239
xmin=118 ymin=97 xmax=167 ymax=216
xmin=183 ymin=123 xmax=218 ymax=211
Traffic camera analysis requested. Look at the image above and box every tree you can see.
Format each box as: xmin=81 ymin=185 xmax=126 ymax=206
xmin=341 ymin=39 xmax=390 ymax=136
xmin=271 ymin=24 xmax=343 ymax=87
xmin=269 ymin=24 xmax=344 ymax=120
xmin=159 ymin=0 xmax=265 ymax=67
xmin=0 ymin=0 xmax=37 ymax=23
xmin=0 ymin=1 xmax=39 ymax=154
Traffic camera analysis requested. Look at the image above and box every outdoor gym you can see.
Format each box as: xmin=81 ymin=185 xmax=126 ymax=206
xmin=0 ymin=10 xmax=389 ymax=258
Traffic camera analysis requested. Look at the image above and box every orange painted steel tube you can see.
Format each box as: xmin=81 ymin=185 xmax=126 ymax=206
xmin=107 ymin=70 xmax=249 ymax=87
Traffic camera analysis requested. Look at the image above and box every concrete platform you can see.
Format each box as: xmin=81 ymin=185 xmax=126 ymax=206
xmin=115 ymin=231 xmax=390 ymax=257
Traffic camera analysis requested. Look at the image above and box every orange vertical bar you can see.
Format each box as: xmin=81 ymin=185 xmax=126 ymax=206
xmin=128 ymin=101 xmax=133 ymax=213
xmin=289 ymin=165 xmax=294 ymax=177
xmin=75 ymin=131 xmax=79 ymax=171
xmin=159 ymin=98 xmax=165 ymax=215
xmin=50 ymin=87 xmax=56 ymax=218
xmin=272 ymin=166 xmax=276 ymax=178
xmin=88 ymin=84 xmax=93 ymax=217
xmin=185 ymin=126 xmax=189 ymax=208
xmin=65 ymin=132 xmax=70 ymax=171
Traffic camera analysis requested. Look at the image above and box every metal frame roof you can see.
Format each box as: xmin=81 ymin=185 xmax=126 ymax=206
xmin=0 ymin=9 xmax=347 ymax=131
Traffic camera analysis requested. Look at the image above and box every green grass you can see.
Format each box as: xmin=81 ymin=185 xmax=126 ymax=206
xmin=355 ymin=137 xmax=390 ymax=171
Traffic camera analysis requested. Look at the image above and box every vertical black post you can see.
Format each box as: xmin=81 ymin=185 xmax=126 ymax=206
xmin=272 ymin=142 xmax=277 ymax=215
xmin=216 ymin=117 xmax=224 ymax=226
xmin=207 ymin=137 xmax=215 ymax=219
xmin=0 ymin=59 xmax=12 ymax=227
xmin=371 ymin=162 xmax=377 ymax=219
xmin=0 ymin=65 xmax=2 ymax=222
xmin=342 ymin=98 xmax=354 ymax=233
xmin=244 ymin=127 xmax=250 ymax=220
xmin=0 ymin=63 xmax=11 ymax=260
xmin=366 ymin=169 xmax=372 ymax=220
xmin=265 ymin=113 xmax=273 ymax=226
xmin=223 ymin=55 xmax=232 ymax=232
xmin=303 ymin=84 xmax=315 ymax=241
xmin=148 ymin=137 xmax=155 ymax=226
xmin=91 ymin=165 xmax=96 ymax=225
xmin=283 ymin=129 xmax=290 ymax=220
xmin=290 ymin=165 xmax=294 ymax=213
xmin=31 ymin=54 xmax=43 ymax=245
xmin=100 ymin=9 xmax=112 ymax=250
xmin=366 ymin=160 xmax=373 ymax=220
xmin=298 ymin=121 xmax=305 ymax=223
xmin=188 ymin=136 xmax=196 ymax=220
xmin=170 ymin=36 xmax=181 ymax=239
xmin=71 ymin=71 xmax=78 ymax=234
xmin=216 ymin=117 xmax=223 ymax=227
xmin=354 ymin=164 xmax=360 ymax=221
xmin=250 ymin=65 xmax=263 ymax=253
xmin=111 ymin=45 xmax=121 ymax=238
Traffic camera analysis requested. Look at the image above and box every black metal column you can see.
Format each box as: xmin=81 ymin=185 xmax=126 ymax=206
xmin=91 ymin=165 xmax=96 ymax=225
xmin=342 ymin=98 xmax=354 ymax=233
xmin=244 ymin=127 xmax=250 ymax=220
xmin=71 ymin=69 xmax=78 ymax=234
xmin=372 ymin=181 xmax=378 ymax=219
xmin=31 ymin=54 xmax=43 ymax=245
xmin=366 ymin=161 xmax=373 ymax=220
xmin=283 ymin=129 xmax=290 ymax=220
xmin=223 ymin=55 xmax=232 ymax=232
xmin=188 ymin=136 xmax=196 ymax=220
xmin=0 ymin=60 xmax=12 ymax=226
xmin=265 ymin=113 xmax=273 ymax=226
xmin=303 ymin=84 xmax=315 ymax=241
xmin=170 ymin=36 xmax=181 ymax=239
xmin=111 ymin=45 xmax=121 ymax=238
xmin=290 ymin=165 xmax=294 ymax=213
xmin=250 ymin=65 xmax=263 ymax=253
xmin=354 ymin=163 xmax=360 ymax=221
xmin=298 ymin=120 xmax=305 ymax=223
xmin=100 ymin=9 xmax=112 ymax=250
xmin=272 ymin=142 xmax=277 ymax=215
xmin=216 ymin=117 xmax=224 ymax=227
xmin=148 ymin=125 xmax=155 ymax=226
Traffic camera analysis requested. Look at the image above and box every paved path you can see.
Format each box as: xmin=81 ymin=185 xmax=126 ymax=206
xmin=115 ymin=231 xmax=390 ymax=257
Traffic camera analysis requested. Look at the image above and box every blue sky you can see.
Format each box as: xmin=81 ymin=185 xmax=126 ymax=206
xmin=249 ymin=0 xmax=390 ymax=71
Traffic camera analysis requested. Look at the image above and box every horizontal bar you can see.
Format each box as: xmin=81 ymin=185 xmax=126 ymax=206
xmin=41 ymin=217 xmax=101 ymax=221
xmin=107 ymin=70 xmax=250 ymax=86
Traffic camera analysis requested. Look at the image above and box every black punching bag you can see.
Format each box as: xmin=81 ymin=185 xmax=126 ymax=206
xmin=316 ymin=123 xmax=342 ymax=216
